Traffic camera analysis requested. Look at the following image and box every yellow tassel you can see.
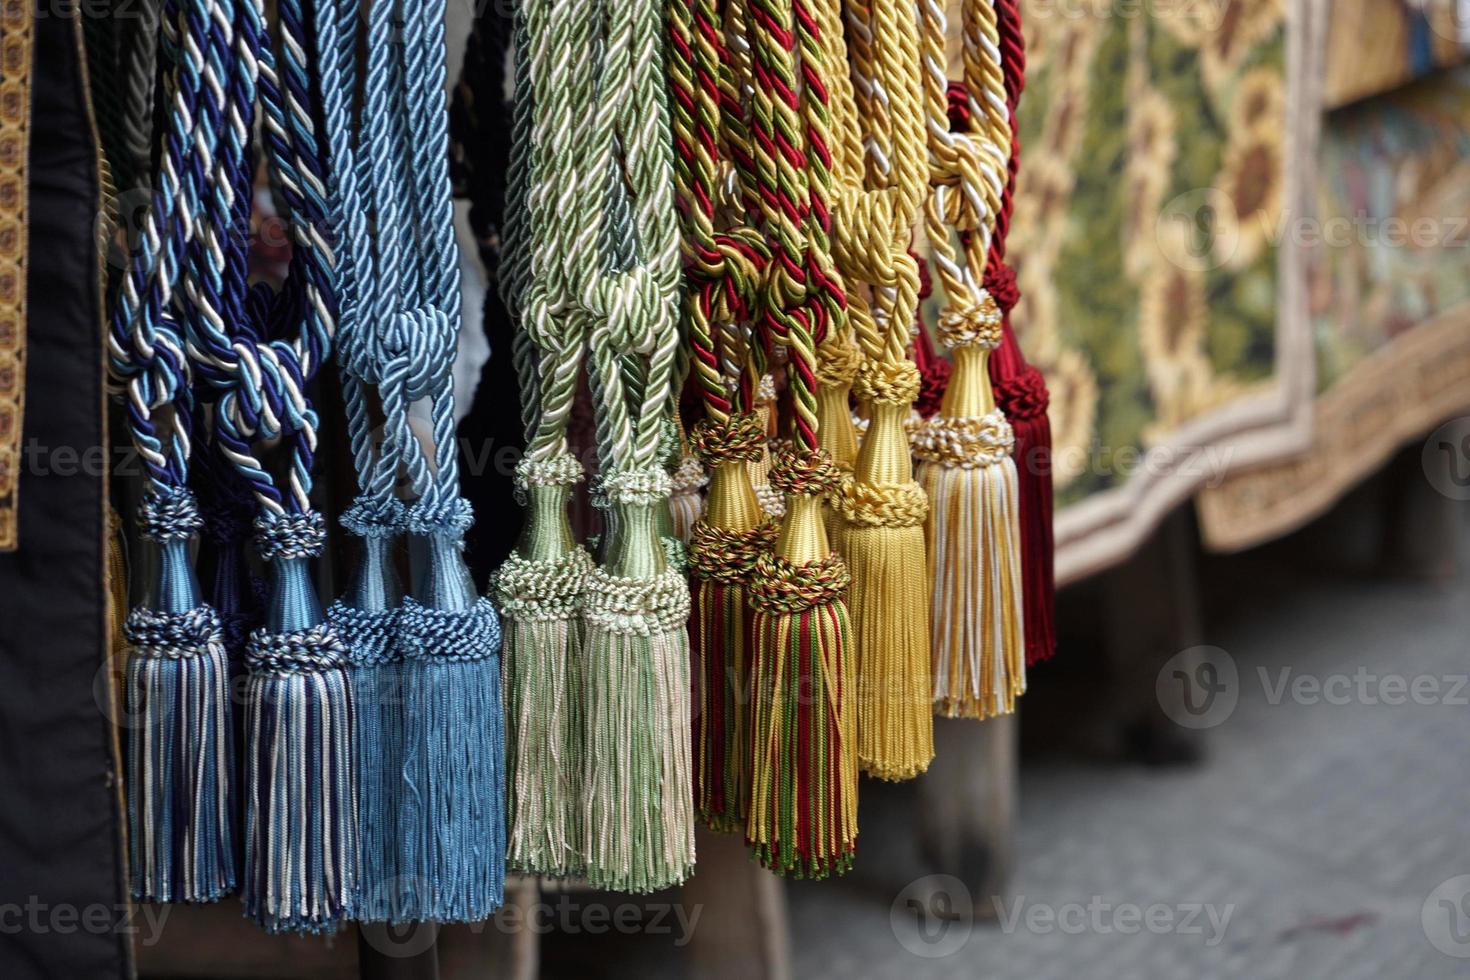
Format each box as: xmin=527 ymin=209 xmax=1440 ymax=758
xmin=817 ymin=340 xmax=861 ymax=554
xmin=834 ymin=363 xmax=934 ymax=780
xmin=914 ymin=298 xmax=1026 ymax=719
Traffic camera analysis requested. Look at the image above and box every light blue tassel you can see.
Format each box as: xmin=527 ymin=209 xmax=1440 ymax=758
xmin=126 ymin=489 xmax=236 ymax=904
xmin=397 ymin=499 xmax=505 ymax=922
xmin=328 ymin=499 xmax=407 ymax=922
xmin=241 ymin=511 xmax=357 ymax=934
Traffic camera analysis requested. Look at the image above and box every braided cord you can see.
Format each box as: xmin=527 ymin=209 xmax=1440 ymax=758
xmin=671 ymin=0 xmax=771 ymax=428
xmin=921 ymin=0 xmax=1009 ymax=315
xmin=558 ymin=0 xmax=683 ymax=477
xmin=824 ymin=0 xmax=926 ymax=369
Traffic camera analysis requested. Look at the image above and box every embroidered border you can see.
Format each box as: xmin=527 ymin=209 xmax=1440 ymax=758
xmin=0 ymin=0 xmax=31 ymax=551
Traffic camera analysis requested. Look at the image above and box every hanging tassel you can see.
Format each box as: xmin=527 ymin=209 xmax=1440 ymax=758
xmin=398 ymin=499 xmax=505 ymax=921
xmin=914 ymin=295 xmax=1026 ymax=719
xmin=747 ymin=447 xmax=856 ymax=877
xmin=492 ymin=453 xmax=590 ymax=878
xmin=688 ymin=414 xmax=778 ymax=833
xmin=986 ymin=268 xmax=1055 ymax=665
xmin=835 ymin=362 xmax=934 ymax=780
xmin=126 ymin=487 xmax=236 ymax=904
xmin=581 ymin=468 xmax=696 ymax=892
xmin=241 ymin=510 xmax=356 ymax=933
xmin=325 ymin=499 xmax=405 ymax=921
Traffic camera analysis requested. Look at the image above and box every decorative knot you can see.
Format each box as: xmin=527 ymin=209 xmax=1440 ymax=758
xmin=769 ymin=444 xmax=841 ymax=497
xmin=492 ymin=547 xmax=592 ymax=622
xmin=983 ymin=262 xmax=1020 ymax=312
xmin=327 ymin=602 xmax=401 ymax=668
xmin=378 ymin=306 xmax=455 ymax=403
xmin=672 ymin=453 xmax=708 ymax=494
xmin=404 ymin=496 xmax=474 ymax=535
xmin=853 ymin=360 xmax=921 ymax=406
xmin=340 ymin=497 xmax=407 ymax=538
xmin=138 ymin=488 xmax=204 ymax=542
xmin=994 ymin=365 xmax=1050 ymax=420
xmin=690 ymin=232 xmax=766 ymax=321
xmin=912 ymin=409 xmax=1016 ymax=468
xmin=690 ymin=413 xmax=766 ymax=465
xmin=747 ymin=551 xmax=850 ymax=613
xmin=587 ymin=265 xmax=674 ymax=355
xmin=601 ymin=467 xmax=673 ymax=507
xmin=830 ymin=476 xmax=929 ymax=529
xmin=816 ymin=340 xmax=862 ymax=388
xmin=582 ymin=566 xmax=691 ymax=634
xmin=244 ymin=623 xmax=348 ymax=675
xmin=689 ymin=517 xmax=780 ymax=584
xmin=516 ymin=452 xmax=585 ymax=492
xmin=124 ymin=604 xmax=224 ymax=656
xmin=937 ymin=291 xmax=1003 ymax=351
xmin=397 ymin=595 xmax=502 ymax=663
xmin=254 ymin=510 xmax=328 ymax=561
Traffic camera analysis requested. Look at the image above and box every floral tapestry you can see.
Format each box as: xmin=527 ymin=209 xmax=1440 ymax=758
xmin=1009 ymin=0 xmax=1312 ymax=581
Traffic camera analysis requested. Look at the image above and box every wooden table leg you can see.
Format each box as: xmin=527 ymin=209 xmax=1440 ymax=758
xmin=682 ymin=828 xmax=792 ymax=980
xmin=916 ymin=713 xmax=1018 ymax=915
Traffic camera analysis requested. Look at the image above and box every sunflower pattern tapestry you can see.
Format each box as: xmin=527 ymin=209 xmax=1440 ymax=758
xmin=1008 ymin=0 xmax=1312 ymax=582
xmin=1198 ymin=60 xmax=1470 ymax=547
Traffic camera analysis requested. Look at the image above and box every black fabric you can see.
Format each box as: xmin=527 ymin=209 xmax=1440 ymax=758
xmin=0 ymin=10 xmax=128 ymax=980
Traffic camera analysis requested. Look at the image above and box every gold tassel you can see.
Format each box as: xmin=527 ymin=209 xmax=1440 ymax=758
xmin=749 ymin=374 xmax=784 ymax=518
xmin=914 ymin=295 xmax=1026 ymax=719
xmin=835 ymin=362 xmax=934 ymax=779
xmin=817 ymin=339 xmax=862 ymax=554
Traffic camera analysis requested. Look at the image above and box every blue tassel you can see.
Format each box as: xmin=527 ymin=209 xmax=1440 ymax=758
xmin=242 ymin=512 xmax=357 ymax=934
xmin=126 ymin=488 xmax=236 ymax=903
xmin=397 ymin=500 xmax=505 ymax=922
xmin=328 ymin=500 xmax=406 ymax=922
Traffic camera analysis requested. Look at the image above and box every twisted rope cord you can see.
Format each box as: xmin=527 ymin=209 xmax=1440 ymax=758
xmin=560 ymin=0 xmax=683 ymax=479
xmin=108 ymin=0 xmax=225 ymax=493
xmin=823 ymin=0 xmax=925 ymax=371
xmin=920 ymin=0 xmax=1009 ymax=315
xmin=671 ymin=0 xmax=770 ymax=429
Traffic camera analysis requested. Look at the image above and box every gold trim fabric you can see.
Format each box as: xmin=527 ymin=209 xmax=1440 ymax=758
xmin=0 ymin=0 xmax=30 ymax=552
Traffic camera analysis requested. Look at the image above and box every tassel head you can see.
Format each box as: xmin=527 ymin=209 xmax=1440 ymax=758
xmin=494 ymin=453 xmax=589 ymax=878
xmin=581 ymin=467 xmax=696 ymax=892
xmin=330 ymin=500 xmax=405 ymax=922
xmin=241 ymin=510 xmax=356 ymax=933
xmin=747 ymin=447 xmax=857 ymax=877
xmin=688 ymin=414 xmax=778 ymax=833
xmin=836 ymin=363 xmax=934 ymax=780
xmin=914 ymin=293 xmax=1026 ymax=719
xmin=126 ymin=488 xmax=236 ymax=904
xmin=397 ymin=499 xmax=505 ymax=922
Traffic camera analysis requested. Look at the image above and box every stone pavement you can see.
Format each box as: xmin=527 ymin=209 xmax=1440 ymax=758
xmin=787 ymin=517 xmax=1470 ymax=979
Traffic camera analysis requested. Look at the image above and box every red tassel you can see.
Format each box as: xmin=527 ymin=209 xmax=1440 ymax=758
xmin=985 ymin=263 xmax=1055 ymax=664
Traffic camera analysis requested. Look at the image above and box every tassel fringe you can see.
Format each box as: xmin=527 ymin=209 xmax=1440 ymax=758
xmin=747 ymin=550 xmax=856 ymax=877
xmin=493 ymin=546 xmax=592 ymax=878
xmin=241 ymin=623 xmax=356 ymax=933
xmin=916 ymin=411 xmax=1027 ymax=719
xmin=580 ymin=562 xmax=696 ymax=892
xmin=397 ymin=594 xmax=506 ymax=922
xmin=125 ymin=605 xmax=236 ymax=903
